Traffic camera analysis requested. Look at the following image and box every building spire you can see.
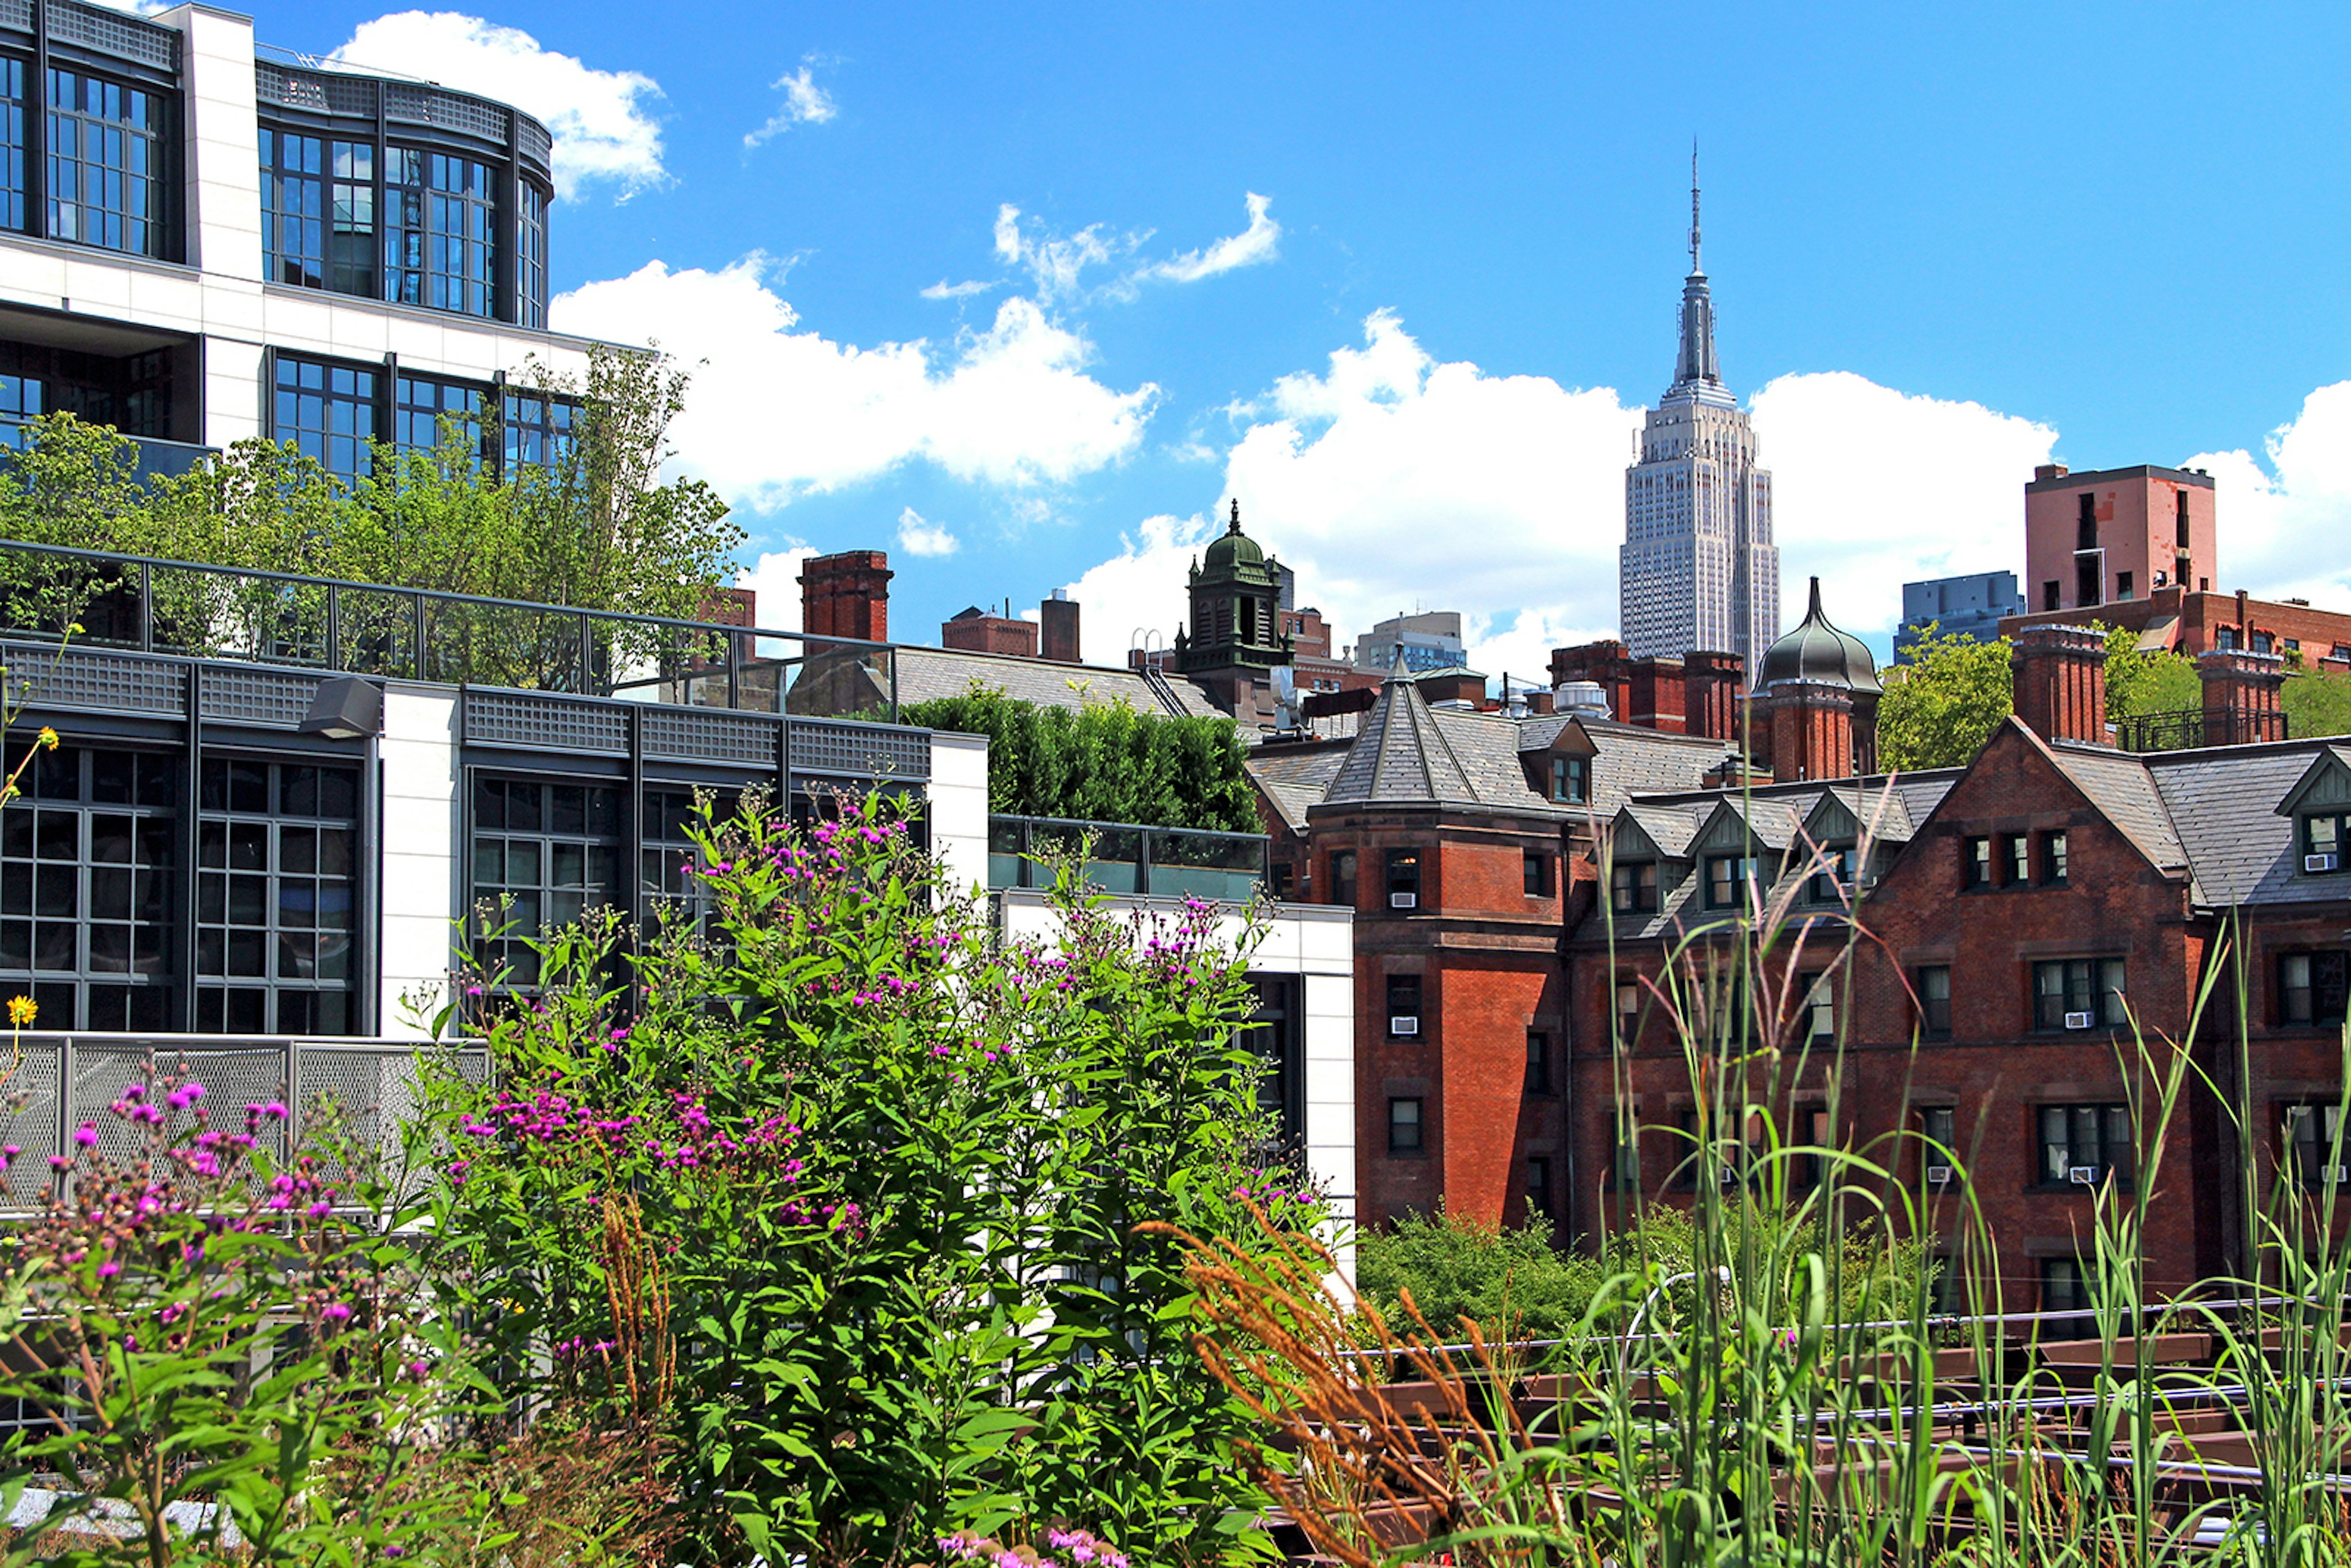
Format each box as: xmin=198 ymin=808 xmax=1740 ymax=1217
xmin=1689 ymin=139 xmax=1702 ymax=275
xmin=1672 ymin=141 xmax=1720 ymax=391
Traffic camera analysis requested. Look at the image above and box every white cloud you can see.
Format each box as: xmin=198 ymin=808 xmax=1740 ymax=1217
xmin=1142 ymin=192 xmax=1281 ymax=283
xmin=992 ymin=204 xmax=1122 ymax=304
xmin=550 ymin=255 xmax=1157 ymax=511
xmin=896 ymin=507 xmax=960 ymax=557
xmin=744 ymin=61 xmax=837 ymax=149
xmin=921 ymin=279 xmax=999 ymax=301
xmin=1748 ymin=371 xmax=2058 ymax=640
xmin=735 ymin=546 xmax=816 ymax=632
xmin=2183 ymin=382 xmax=2351 ymax=609
xmin=331 ymin=12 xmax=664 ymax=200
xmin=1061 ymin=315 xmax=2075 ymax=678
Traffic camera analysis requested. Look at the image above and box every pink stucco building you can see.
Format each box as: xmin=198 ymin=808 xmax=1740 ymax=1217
xmin=2023 ymin=462 xmax=2218 ymax=616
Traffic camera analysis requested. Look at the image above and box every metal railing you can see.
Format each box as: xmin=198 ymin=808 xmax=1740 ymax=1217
xmin=0 ymin=539 xmax=900 ymax=721
xmin=0 ymin=419 xmax=216 ymax=482
xmin=0 ymin=1033 xmax=487 ymax=1209
xmin=988 ymin=814 xmax=1268 ymax=902
xmin=2116 ymin=705 xmax=2290 ymax=752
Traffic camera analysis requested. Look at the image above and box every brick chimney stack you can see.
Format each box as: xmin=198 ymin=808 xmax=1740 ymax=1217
xmin=2197 ymin=647 xmax=2285 ymax=746
xmin=1682 ymin=650 xmax=1744 ymax=741
xmin=1040 ymin=590 xmax=1081 ymax=664
xmin=799 ymin=550 xmax=893 ymax=643
xmin=2011 ymin=624 xmax=2109 ymax=746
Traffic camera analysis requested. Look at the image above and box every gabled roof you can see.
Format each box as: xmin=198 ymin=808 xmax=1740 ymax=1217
xmin=2273 ymin=746 xmax=2351 ymax=819
xmin=894 ymin=647 xmax=1217 ymax=718
xmin=2148 ymin=740 xmax=2351 ymax=907
xmin=1807 ymin=781 xmax=1918 ymax=846
xmin=1622 ymin=802 xmax=1703 ymax=859
xmin=2042 ymin=735 xmax=2189 ymax=876
xmin=1248 ymin=741 xmax=1350 ymax=833
xmin=1324 ymin=672 xmax=1481 ymax=805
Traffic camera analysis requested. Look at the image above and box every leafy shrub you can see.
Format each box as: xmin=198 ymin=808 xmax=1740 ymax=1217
xmin=901 ymin=687 xmax=1259 ymax=832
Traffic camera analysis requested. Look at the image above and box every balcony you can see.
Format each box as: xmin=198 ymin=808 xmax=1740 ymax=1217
xmin=0 ymin=539 xmax=901 ymax=721
xmin=0 ymin=418 xmax=215 ymax=481
xmin=0 ymin=1034 xmax=487 ymax=1208
xmin=987 ymin=815 xmax=1268 ymax=903
xmin=2115 ymin=707 xmax=2290 ymax=752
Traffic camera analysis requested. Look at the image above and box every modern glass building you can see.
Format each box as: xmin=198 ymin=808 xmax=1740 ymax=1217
xmin=0 ymin=1 xmax=591 ymax=482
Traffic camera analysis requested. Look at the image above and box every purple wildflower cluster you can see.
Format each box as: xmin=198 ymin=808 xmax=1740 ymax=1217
xmin=938 ymin=1528 xmax=1127 ymax=1568
xmin=456 ymin=1079 xmax=801 ymax=1180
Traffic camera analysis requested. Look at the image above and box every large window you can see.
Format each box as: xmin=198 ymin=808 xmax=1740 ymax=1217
xmin=1704 ymin=854 xmax=1755 ymax=910
xmin=1245 ymin=977 xmax=1302 ymax=1157
xmin=1611 ymin=860 xmax=1658 ymax=914
xmin=274 ymin=355 xmax=380 ymax=482
xmin=2039 ymin=1104 xmax=2132 ymax=1187
xmin=47 ymin=67 xmax=165 ymax=257
xmin=0 ymin=58 xmax=24 ymax=234
xmin=261 ymin=130 xmax=375 ymax=295
xmin=504 ymin=389 xmax=579 ymax=473
xmin=0 ymin=745 xmax=176 ymax=1031
xmin=195 ymin=759 xmax=359 ymax=1035
xmin=2280 ymin=951 xmax=2351 ymax=1028
xmin=517 ymin=180 xmax=548 ymax=328
xmin=2033 ymin=958 xmax=2128 ymax=1032
xmin=641 ymin=786 xmax=718 ymax=936
xmin=386 ymin=148 xmax=496 ymax=317
xmin=470 ymin=776 xmax=624 ymax=987
xmin=394 ymin=373 xmax=492 ymax=466
xmin=2304 ymin=812 xmax=2349 ymax=873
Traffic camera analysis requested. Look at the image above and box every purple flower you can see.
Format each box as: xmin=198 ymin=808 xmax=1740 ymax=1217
xmin=321 ymin=1302 xmax=352 ymax=1324
xmin=72 ymin=1123 xmax=97 ymax=1148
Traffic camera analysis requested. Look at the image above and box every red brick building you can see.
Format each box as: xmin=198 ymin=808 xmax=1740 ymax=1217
xmin=1568 ymin=621 xmax=2351 ymax=1306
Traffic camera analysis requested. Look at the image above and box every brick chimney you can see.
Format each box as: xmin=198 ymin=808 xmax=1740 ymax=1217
xmin=2010 ymin=624 xmax=2108 ymax=746
xmin=1550 ymin=640 xmax=1634 ymax=721
xmin=2197 ymin=647 xmax=2285 ymax=746
xmin=1682 ymin=650 xmax=1744 ymax=741
xmin=1040 ymin=590 xmax=1081 ymax=664
xmin=799 ymin=550 xmax=893 ymax=643
xmin=1624 ymin=656 xmax=1687 ymax=732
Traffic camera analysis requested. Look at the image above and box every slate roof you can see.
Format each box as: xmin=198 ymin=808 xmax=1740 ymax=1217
xmin=1248 ymin=742 xmax=1351 ymax=833
xmin=2148 ymin=740 xmax=2351 ymax=908
xmin=1428 ymin=708 xmax=1561 ymax=812
xmin=2043 ymin=735 xmax=2190 ymax=878
xmin=1532 ymin=717 xmax=1742 ymax=817
xmin=893 ymin=647 xmax=1217 ymax=718
xmin=1323 ymin=673 xmax=1482 ymax=805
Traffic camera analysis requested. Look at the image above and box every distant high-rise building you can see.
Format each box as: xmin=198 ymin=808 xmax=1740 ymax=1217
xmin=1896 ymin=570 xmax=2027 ymax=661
xmin=1620 ymin=157 xmax=1779 ymax=676
xmin=1352 ymin=611 xmax=1468 ymax=674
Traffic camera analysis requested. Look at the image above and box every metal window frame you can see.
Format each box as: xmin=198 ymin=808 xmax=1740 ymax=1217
xmin=192 ymin=754 xmax=364 ymax=1035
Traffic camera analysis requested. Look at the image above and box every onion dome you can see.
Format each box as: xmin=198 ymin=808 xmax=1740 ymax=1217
xmin=1756 ymin=577 xmax=1881 ymax=694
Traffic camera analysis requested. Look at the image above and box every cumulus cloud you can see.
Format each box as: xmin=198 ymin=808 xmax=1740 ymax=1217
xmin=1060 ymin=315 xmax=2077 ymax=677
xmin=1748 ymin=371 xmax=2059 ymax=640
xmin=735 ymin=545 xmax=816 ymax=632
xmin=744 ymin=61 xmax=837 ymax=148
xmin=1142 ymin=192 xmax=1281 ymax=283
xmin=550 ymin=255 xmax=1157 ymax=511
xmin=2183 ymin=383 xmax=2351 ymax=610
xmin=896 ymin=507 xmax=960 ymax=557
xmin=331 ymin=12 xmax=664 ymax=200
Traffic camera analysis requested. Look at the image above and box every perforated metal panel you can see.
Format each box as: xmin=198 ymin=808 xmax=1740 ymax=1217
xmin=71 ymin=1043 xmax=292 ymax=1169
xmin=790 ymin=720 xmax=931 ymax=781
xmin=48 ymin=0 xmax=178 ymax=69
xmin=0 ymin=1041 xmax=61 ymax=1206
xmin=385 ymin=81 xmax=509 ymax=143
xmin=199 ymin=667 xmax=318 ymax=728
xmin=1 ymin=642 xmax=183 ymax=716
xmin=0 ymin=0 xmax=34 ymax=34
xmin=517 ymin=116 xmax=552 ymax=168
xmin=256 ymin=62 xmax=326 ymax=110
xmin=643 ymin=707 xmax=778 ymax=767
xmin=464 ymin=691 xmax=629 ymax=756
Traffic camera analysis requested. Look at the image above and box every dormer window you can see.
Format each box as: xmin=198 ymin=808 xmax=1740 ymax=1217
xmin=1705 ymin=855 xmax=1757 ymax=911
xmin=1611 ymin=861 xmax=1658 ymax=914
xmin=2304 ymin=813 xmax=2348 ymax=874
xmin=1807 ymin=846 xmax=1854 ymax=902
xmin=1550 ymin=756 xmax=1589 ymax=805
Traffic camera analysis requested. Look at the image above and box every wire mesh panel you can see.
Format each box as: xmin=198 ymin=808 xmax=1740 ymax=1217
xmin=298 ymin=1041 xmax=488 ymax=1199
xmin=0 ymin=1038 xmax=62 ymax=1208
xmin=69 ymin=1041 xmax=291 ymax=1168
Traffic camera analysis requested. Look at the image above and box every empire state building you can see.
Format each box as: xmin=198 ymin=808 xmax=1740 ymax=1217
xmin=1619 ymin=165 xmax=1779 ymax=673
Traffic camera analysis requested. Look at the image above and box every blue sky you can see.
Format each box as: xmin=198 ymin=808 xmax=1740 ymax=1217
xmin=255 ymin=1 xmax=2351 ymax=670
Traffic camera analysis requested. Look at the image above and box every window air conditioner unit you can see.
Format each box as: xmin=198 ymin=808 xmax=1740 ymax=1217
xmin=2328 ymin=1165 xmax=2349 ymax=1185
xmin=1925 ymin=1165 xmax=1955 ymax=1187
xmin=2068 ymin=1165 xmax=2100 ymax=1186
xmin=2306 ymin=853 xmax=2339 ymax=874
xmin=1390 ymin=891 xmax=1418 ymax=909
xmin=1390 ymin=1016 xmax=1419 ymax=1037
xmin=2064 ymin=1010 xmax=2095 ymax=1030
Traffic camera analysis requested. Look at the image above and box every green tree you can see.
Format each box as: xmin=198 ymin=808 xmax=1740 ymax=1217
xmin=2100 ymin=623 xmax=2200 ymax=721
xmin=1875 ymin=624 xmax=2014 ymax=771
xmin=2285 ymin=667 xmax=2351 ymax=740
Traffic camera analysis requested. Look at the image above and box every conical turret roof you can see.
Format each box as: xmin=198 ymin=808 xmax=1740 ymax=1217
xmin=1325 ymin=663 xmax=1480 ymax=804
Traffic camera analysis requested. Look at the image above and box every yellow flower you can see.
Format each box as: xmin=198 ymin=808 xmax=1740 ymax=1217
xmin=6 ymin=996 xmax=34 ymax=1028
xmin=36 ymin=728 xmax=56 ymax=751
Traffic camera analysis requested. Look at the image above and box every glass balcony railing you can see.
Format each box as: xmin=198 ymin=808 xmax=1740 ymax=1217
xmin=0 ymin=539 xmax=901 ymax=721
xmin=988 ymin=815 xmax=1269 ymax=904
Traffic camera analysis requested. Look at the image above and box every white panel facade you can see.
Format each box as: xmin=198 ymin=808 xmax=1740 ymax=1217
xmin=375 ymin=685 xmax=460 ymax=1037
xmin=925 ymin=731 xmax=991 ymax=893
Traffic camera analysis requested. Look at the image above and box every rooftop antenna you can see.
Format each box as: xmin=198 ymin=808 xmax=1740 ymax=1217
xmin=1689 ymin=138 xmax=1702 ymax=274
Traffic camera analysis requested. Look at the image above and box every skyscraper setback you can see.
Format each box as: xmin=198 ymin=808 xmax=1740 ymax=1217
xmin=1619 ymin=163 xmax=1780 ymax=674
